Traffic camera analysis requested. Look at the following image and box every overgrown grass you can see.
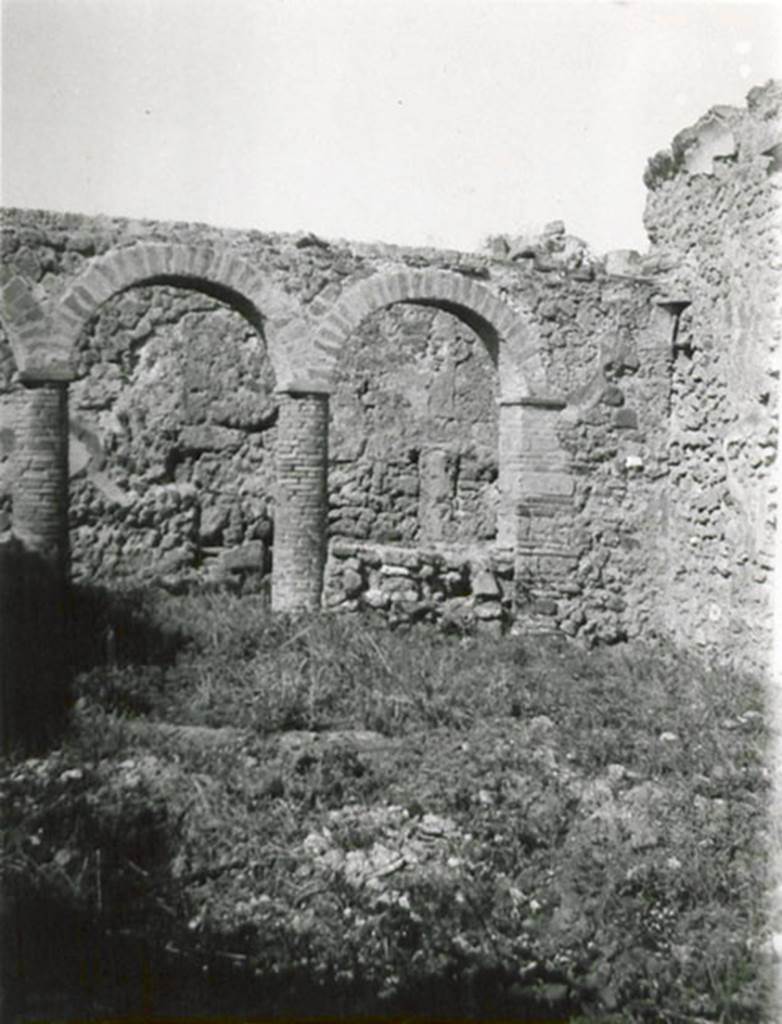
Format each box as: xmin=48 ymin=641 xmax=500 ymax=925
xmin=1 ymin=589 xmax=775 ymax=1022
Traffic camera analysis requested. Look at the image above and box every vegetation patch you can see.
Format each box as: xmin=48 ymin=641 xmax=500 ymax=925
xmin=1 ymin=590 xmax=776 ymax=1022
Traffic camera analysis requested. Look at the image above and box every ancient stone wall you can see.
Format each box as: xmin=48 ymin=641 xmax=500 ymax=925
xmin=1 ymin=81 xmax=778 ymax=661
xmin=641 ymin=79 xmax=781 ymax=659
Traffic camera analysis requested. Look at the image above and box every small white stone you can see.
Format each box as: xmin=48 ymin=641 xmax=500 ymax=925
xmin=707 ymin=602 xmax=723 ymax=622
xmin=380 ymin=564 xmax=410 ymax=576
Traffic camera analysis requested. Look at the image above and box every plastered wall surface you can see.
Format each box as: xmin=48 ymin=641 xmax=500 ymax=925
xmin=1 ymin=82 xmax=779 ymax=666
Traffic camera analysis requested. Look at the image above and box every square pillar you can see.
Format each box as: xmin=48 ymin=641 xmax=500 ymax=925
xmin=498 ymin=394 xmax=570 ymax=548
xmin=510 ymin=396 xmax=578 ymax=636
xmin=497 ymin=400 xmax=524 ymax=548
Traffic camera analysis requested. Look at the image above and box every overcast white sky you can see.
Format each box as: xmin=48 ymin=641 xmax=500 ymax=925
xmin=1 ymin=0 xmax=781 ymax=254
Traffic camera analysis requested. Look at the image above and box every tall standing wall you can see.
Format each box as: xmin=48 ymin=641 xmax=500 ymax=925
xmin=1 ymin=80 xmax=778 ymax=665
xmin=642 ymin=79 xmax=781 ymax=660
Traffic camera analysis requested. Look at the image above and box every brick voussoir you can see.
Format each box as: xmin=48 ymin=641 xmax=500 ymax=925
xmin=339 ymin=287 xmax=374 ymax=326
xmin=137 ymin=244 xmax=170 ymax=280
xmin=166 ymin=244 xmax=196 ymax=276
xmin=325 ymin=305 xmax=357 ymax=339
xmin=360 ymin=276 xmax=389 ymax=312
xmin=313 ymin=335 xmax=343 ymax=357
xmin=316 ymin=321 xmax=348 ymax=347
xmin=209 ymin=248 xmax=239 ymax=288
xmin=188 ymin=246 xmax=217 ymax=279
xmin=504 ymin=322 xmax=529 ymax=350
xmin=455 ymin=275 xmax=482 ymax=308
xmin=111 ymin=245 xmax=148 ymax=288
xmin=6 ymin=298 xmax=46 ymax=331
xmin=396 ymin=268 xmax=420 ymax=301
xmin=89 ymin=256 xmax=124 ymax=294
xmin=15 ymin=321 xmax=48 ymax=343
xmin=404 ymin=268 xmax=426 ymax=295
xmin=232 ymin=261 xmax=265 ymax=300
xmin=249 ymin=289 xmax=279 ymax=322
xmin=482 ymin=294 xmax=512 ymax=327
xmin=76 ymin=270 xmax=116 ymax=308
xmin=408 ymin=270 xmax=434 ymax=300
xmin=3 ymin=276 xmax=37 ymax=312
xmin=60 ymin=289 xmax=95 ymax=324
xmin=435 ymin=268 xmax=462 ymax=294
xmin=381 ymin=271 xmax=410 ymax=305
xmin=242 ymin=273 xmax=276 ymax=311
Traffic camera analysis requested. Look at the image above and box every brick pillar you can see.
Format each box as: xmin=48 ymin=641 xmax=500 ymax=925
xmin=272 ymin=391 xmax=329 ymax=612
xmin=511 ymin=396 xmax=578 ymax=636
xmin=498 ymin=400 xmax=524 ymax=547
xmin=13 ymin=382 xmax=70 ymax=577
xmin=6 ymin=380 xmax=71 ymax=750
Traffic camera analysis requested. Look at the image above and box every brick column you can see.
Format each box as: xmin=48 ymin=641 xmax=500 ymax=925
xmin=13 ymin=382 xmax=70 ymax=578
xmin=272 ymin=391 xmax=329 ymax=612
xmin=511 ymin=396 xmax=578 ymax=635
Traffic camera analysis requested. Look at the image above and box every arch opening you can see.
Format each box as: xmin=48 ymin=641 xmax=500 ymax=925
xmin=67 ymin=281 xmax=279 ymax=589
xmin=397 ymin=298 xmax=501 ymax=365
xmin=328 ymin=302 xmax=500 ymax=547
xmin=99 ymin=274 xmax=267 ymax=337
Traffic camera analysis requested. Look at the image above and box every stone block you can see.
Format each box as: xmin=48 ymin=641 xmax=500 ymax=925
xmin=381 ymin=547 xmax=420 ymax=569
xmin=342 ymin=567 xmax=363 ymax=597
xmin=472 ymin=568 xmax=500 ymax=598
xmin=180 ymin=424 xmax=244 ymax=452
xmin=394 ymin=474 xmax=419 ymax=496
xmin=600 ymin=386 xmax=625 ymax=407
xmin=363 ymin=587 xmax=390 ymax=610
xmin=531 ymin=599 xmax=558 ymax=616
xmin=475 ymin=601 xmax=502 ymax=620
xmin=156 ymin=546 xmax=194 ymax=574
xmin=199 ymin=505 xmax=228 ymax=544
xmin=380 ymin=564 xmax=410 ymax=576
xmin=440 ymin=596 xmax=474 ymax=629
xmin=476 ymin=618 xmax=502 ymax=637
xmin=604 ymin=250 xmax=641 ymax=276
xmin=218 ymin=541 xmax=266 ymax=573
xmin=614 ymin=408 xmax=638 ymax=429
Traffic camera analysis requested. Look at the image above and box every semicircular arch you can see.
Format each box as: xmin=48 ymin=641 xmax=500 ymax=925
xmin=305 ymin=267 xmax=547 ymax=399
xmin=0 ymin=274 xmax=68 ymax=381
xmin=51 ymin=243 xmax=304 ymax=385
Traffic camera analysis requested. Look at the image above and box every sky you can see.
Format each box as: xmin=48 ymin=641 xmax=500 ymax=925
xmin=1 ymin=0 xmax=781 ymax=255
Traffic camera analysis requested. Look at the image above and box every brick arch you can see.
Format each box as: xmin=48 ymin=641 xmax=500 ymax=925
xmin=305 ymin=268 xmax=546 ymax=398
xmin=0 ymin=273 xmax=70 ymax=381
xmin=51 ymin=243 xmax=307 ymax=386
